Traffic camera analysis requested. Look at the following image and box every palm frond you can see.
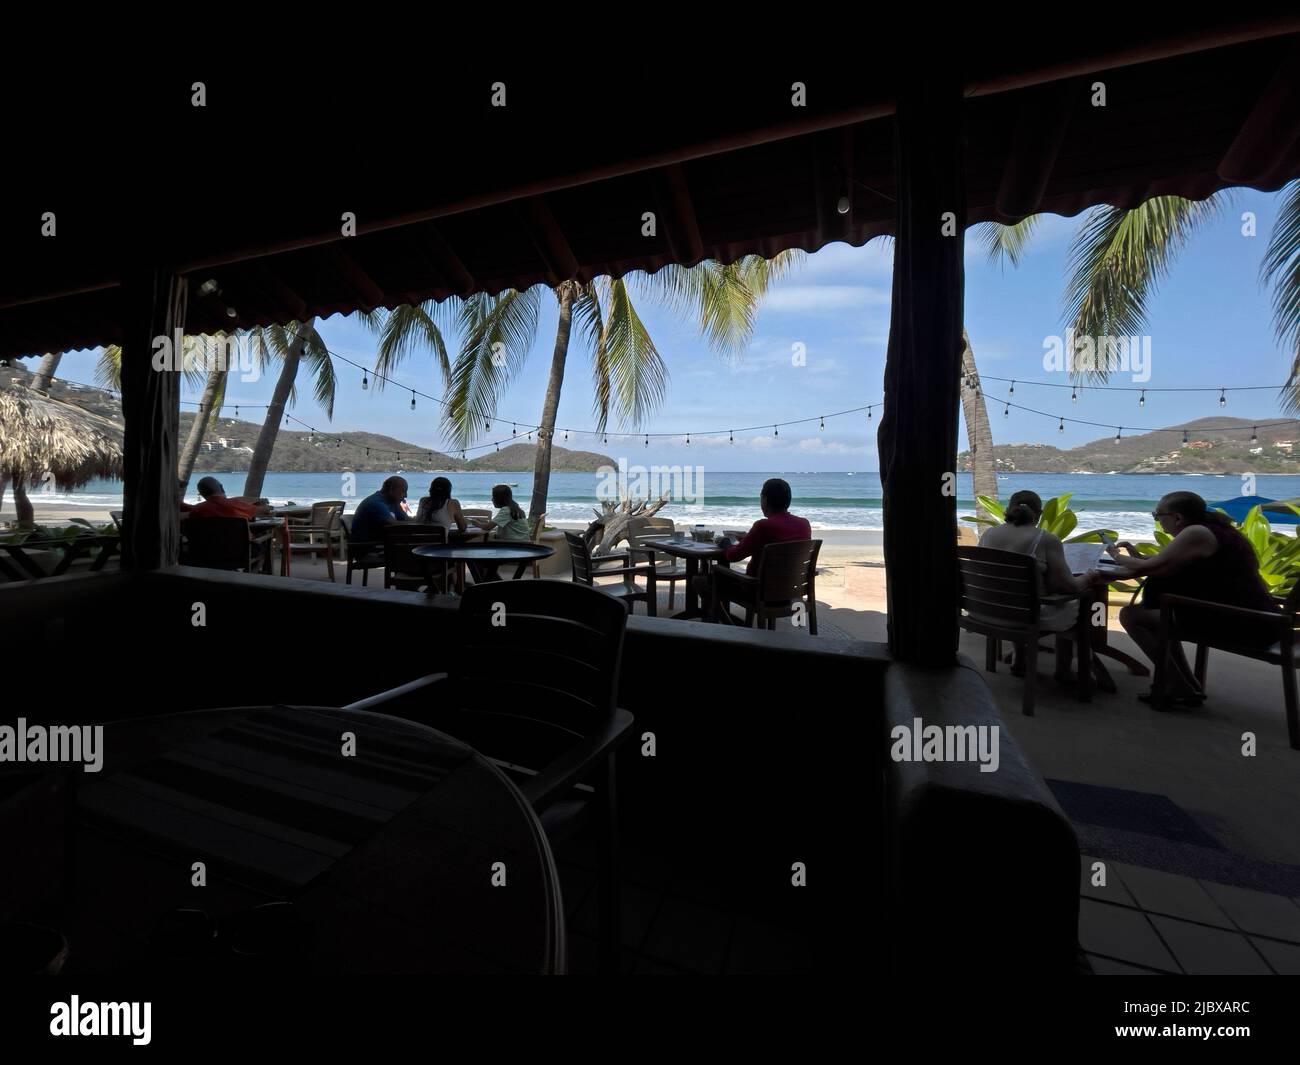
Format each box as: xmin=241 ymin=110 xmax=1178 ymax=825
xmin=599 ymin=278 xmax=669 ymax=430
xmin=299 ymin=327 xmax=338 ymax=418
xmin=441 ymin=289 xmax=542 ymax=448
xmin=1063 ymin=194 xmax=1229 ymax=381
xmin=370 ymin=299 xmax=463 ymax=390
xmin=573 ymin=284 xmax=611 ymax=430
xmin=977 ymin=217 xmax=1042 ymax=269
xmin=94 ymin=345 xmax=122 ymax=391
xmin=1261 ymin=180 xmax=1300 ymax=413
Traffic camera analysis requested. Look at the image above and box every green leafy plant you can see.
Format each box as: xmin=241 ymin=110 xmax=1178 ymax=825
xmin=961 ymin=492 xmax=1117 ymax=543
xmin=1225 ymin=505 xmax=1300 ymax=596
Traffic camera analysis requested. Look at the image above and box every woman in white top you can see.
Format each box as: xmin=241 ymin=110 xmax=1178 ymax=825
xmin=414 ymin=477 xmax=468 ymax=533
xmin=976 ymin=490 xmax=1098 ymax=682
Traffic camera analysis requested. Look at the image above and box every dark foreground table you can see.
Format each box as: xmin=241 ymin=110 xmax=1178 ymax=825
xmin=0 ymin=706 xmax=564 ymax=974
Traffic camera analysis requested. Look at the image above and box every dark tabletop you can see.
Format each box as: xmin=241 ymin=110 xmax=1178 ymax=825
xmin=0 ymin=706 xmax=564 ymax=974
xmin=413 ymin=542 xmax=554 ymax=563
xmin=639 ymin=537 xmax=729 ymax=559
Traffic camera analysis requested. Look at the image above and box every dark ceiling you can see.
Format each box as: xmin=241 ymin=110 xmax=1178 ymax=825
xmin=2 ymin=20 xmax=1299 ymax=358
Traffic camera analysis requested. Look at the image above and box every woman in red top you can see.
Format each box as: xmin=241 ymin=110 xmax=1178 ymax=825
xmin=1107 ymin=491 xmax=1280 ymax=705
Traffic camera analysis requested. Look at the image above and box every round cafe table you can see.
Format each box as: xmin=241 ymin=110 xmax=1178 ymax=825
xmin=414 ymin=541 xmax=554 ymax=592
xmin=0 ymin=706 xmax=565 ymax=974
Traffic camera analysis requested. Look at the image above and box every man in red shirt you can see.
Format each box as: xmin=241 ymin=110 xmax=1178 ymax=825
xmin=699 ymin=478 xmax=811 ymax=620
xmin=184 ymin=477 xmax=271 ymax=520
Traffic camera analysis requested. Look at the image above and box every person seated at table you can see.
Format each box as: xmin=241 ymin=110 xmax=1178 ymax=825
xmin=976 ymin=489 xmax=1097 ymax=682
xmin=467 ymin=484 xmax=531 ymax=581
xmin=183 ymin=477 xmax=273 ymax=520
xmin=1105 ymin=490 xmax=1282 ymax=706
xmin=701 ymin=478 xmax=811 ymax=618
xmin=350 ymin=476 xmax=409 ymax=546
xmin=470 ymin=484 xmax=531 ymax=540
xmin=415 ymin=476 xmax=469 ymax=533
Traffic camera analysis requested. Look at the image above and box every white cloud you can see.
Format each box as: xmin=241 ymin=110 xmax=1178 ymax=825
xmin=761 ymin=285 xmax=890 ymax=313
xmin=796 ymin=437 xmax=872 ymax=454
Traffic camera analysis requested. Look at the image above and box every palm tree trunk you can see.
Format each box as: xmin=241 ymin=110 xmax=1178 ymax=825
xmin=243 ymin=318 xmax=316 ymax=499
xmin=959 ymin=329 xmax=998 ymax=518
xmin=11 ymin=474 xmax=34 ymax=526
xmin=528 ymin=284 xmax=576 ymax=522
xmin=178 ymin=363 xmax=227 ymax=492
xmin=30 ymin=352 xmax=62 ymax=392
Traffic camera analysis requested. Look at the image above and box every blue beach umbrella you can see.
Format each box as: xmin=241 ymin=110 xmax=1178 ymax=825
xmin=1208 ymin=495 xmax=1300 ymax=525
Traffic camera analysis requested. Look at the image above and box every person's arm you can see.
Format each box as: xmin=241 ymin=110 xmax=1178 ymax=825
xmin=725 ymin=520 xmax=766 ymax=565
xmin=1105 ymin=525 xmax=1216 ymax=577
xmin=1041 ymin=534 xmax=1090 ymax=594
xmin=450 ymin=499 xmax=468 ymax=532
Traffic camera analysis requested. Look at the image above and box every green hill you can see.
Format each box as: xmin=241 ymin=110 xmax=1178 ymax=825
xmin=960 ymin=417 xmax=1300 ymax=474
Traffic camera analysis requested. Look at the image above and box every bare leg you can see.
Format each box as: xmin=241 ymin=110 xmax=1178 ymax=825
xmin=1119 ymin=605 xmax=1199 ymax=697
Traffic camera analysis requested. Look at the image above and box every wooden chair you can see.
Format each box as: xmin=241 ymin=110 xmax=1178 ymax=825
xmin=957 ymin=546 xmax=1080 ymax=717
xmin=342 ymin=521 xmax=385 ymax=587
xmin=181 ymin=517 xmax=270 ymax=573
xmin=287 ymin=501 xmax=345 ymax=581
xmin=381 ymin=524 xmax=447 ymax=592
xmin=565 ymin=531 xmax=657 ymax=616
xmin=626 ymin=517 xmax=688 ymax=610
xmin=711 ymin=539 xmax=821 ymax=635
xmin=1155 ymin=586 xmax=1300 ymax=750
xmin=342 ymin=580 xmax=636 ymax=973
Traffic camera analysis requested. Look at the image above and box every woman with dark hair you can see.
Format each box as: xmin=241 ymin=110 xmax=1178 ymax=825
xmin=976 ymin=489 xmax=1097 ymax=681
xmin=1107 ymin=490 xmax=1280 ymax=705
xmin=415 ymin=476 xmax=468 ymax=533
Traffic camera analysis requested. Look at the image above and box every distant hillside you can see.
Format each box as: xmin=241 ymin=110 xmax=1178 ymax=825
xmin=0 ymin=367 xmax=612 ymax=474
xmin=960 ymin=417 xmax=1300 ymax=474
xmin=467 ymin=442 xmax=614 ymax=473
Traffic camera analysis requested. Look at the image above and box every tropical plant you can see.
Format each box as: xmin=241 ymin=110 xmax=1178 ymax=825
xmin=961 ymin=492 xmax=1117 ymax=543
xmin=363 ymin=256 xmax=801 ymax=521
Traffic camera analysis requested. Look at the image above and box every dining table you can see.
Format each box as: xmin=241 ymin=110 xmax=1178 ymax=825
xmin=250 ymin=517 xmax=291 ymax=576
xmin=637 ymin=537 xmax=732 ymax=620
xmin=413 ymin=541 xmax=554 ymax=594
xmin=0 ymin=705 xmax=565 ymax=974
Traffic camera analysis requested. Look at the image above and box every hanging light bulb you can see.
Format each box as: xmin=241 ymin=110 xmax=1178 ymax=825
xmin=361 ymin=372 xmax=369 ymax=391
xmin=644 ymin=434 xmax=649 ymax=448
xmin=1071 ymin=387 xmax=1078 ymax=404
xmin=867 ymin=407 xmax=873 ymax=419
xmin=685 ymin=433 xmax=690 ymax=445
xmin=1003 ymin=402 xmax=1009 ymax=417
xmin=234 ymin=405 xmax=240 ymax=418
xmin=564 ymin=431 xmax=569 ymax=442
xmin=1138 ymin=389 xmax=1145 ymax=407
xmin=774 ymin=425 xmax=779 ymax=437
xmin=603 ymin=433 xmax=608 ymax=445
xmin=365 ymin=447 xmax=370 ymax=457
xmin=1008 ymin=380 xmax=1015 ymax=396
xmin=495 ymin=442 xmax=499 ymax=452
xmin=729 ymin=430 xmax=734 ymax=443
xmin=1219 ymin=388 xmax=1226 ymax=407
xmin=1114 ymin=428 xmax=1122 ymax=443
xmin=820 ymin=417 xmax=825 ymax=430
xmin=336 ymin=439 xmax=340 ymax=448
xmin=484 ymin=417 xmax=490 ymax=432
xmin=410 ymin=390 xmax=416 ymax=410
xmin=1058 ymin=418 xmax=1064 ymax=433
xmin=1251 ymin=427 xmax=1258 ymax=445
xmin=512 ymin=423 xmax=517 ymax=437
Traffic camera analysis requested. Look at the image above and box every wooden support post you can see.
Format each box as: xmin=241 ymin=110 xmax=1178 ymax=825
xmin=878 ymin=78 xmax=965 ymax=664
xmin=120 ymin=268 xmax=186 ymax=570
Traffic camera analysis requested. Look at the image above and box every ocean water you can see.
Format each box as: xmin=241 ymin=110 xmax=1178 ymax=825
xmin=38 ymin=470 xmax=1300 ymax=540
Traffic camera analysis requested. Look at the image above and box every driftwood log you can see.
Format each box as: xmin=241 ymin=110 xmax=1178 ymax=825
xmin=589 ymin=491 xmax=671 ymax=555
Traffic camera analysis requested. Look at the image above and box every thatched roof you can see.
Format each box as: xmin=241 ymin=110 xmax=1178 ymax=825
xmin=0 ymin=378 xmax=124 ymax=488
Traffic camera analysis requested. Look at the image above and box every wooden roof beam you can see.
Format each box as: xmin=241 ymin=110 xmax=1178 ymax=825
xmin=326 ymin=246 xmax=387 ymax=309
xmin=519 ymin=196 xmax=580 ymax=284
xmin=422 ymin=224 xmax=476 ymax=296
xmin=994 ymin=81 xmax=1076 ymax=220
xmin=1217 ymin=39 xmax=1300 ymax=184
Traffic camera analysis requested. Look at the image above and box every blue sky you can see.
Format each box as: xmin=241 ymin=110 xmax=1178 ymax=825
xmin=46 ymin=189 xmax=1293 ymax=472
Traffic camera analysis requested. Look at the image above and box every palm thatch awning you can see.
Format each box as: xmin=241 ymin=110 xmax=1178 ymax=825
xmin=0 ymin=379 xmax=124 ymax=489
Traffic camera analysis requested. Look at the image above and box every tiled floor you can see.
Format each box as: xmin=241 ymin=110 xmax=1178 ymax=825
xmin=551 ymin=836 xmax=811 ymax=975
xmin=1080 ymin=855 xmax=1300 ymax=974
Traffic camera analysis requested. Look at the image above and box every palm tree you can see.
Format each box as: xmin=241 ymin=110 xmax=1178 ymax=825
xmin=96 ymin=337 xmax=231 ymax=492
xmin=365 ymin=257 xmax=800 ymax=520
xmin=241 ymin=319 xmax=336 ymax=499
